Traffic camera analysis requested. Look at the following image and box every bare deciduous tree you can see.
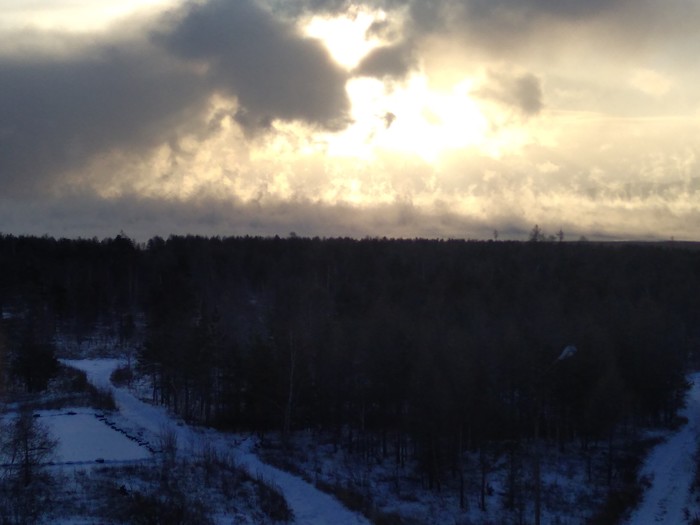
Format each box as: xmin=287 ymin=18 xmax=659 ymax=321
xmin=2 ymin=409 xmax=57 ymax=487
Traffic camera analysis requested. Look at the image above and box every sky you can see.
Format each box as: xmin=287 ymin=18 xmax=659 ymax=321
xmin=1 ymin=0 xmax=699 ymax=241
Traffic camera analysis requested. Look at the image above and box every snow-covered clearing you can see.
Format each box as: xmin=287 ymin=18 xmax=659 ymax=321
xmin=61 ymin=359 xmax=370 ymax=525
xmin=40 ymin=410 xmax=151 ymax=464
xmin=624 ymin=372 xmax=700 ymax=524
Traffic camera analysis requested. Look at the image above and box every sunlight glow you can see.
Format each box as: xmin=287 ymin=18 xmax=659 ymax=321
xmin=378 ymin=76 xmax=489 ymax=163
xmin=302 ymin=8 xmax=386 ymax=69
xmin=299 ymin=8 xmax=493 ymax=165
xmin=323 ymin=74 xmax=489 ymax=164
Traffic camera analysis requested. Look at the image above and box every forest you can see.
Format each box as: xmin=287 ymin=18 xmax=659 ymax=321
xmin=0 ymin=233 xmax=698 ymax=521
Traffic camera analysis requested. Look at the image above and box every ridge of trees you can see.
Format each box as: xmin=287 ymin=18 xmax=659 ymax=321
xmin=0 ymin=233 xmax=698 ymax=491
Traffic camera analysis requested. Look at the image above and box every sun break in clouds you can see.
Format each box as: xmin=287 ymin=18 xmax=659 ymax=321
xmin=0 ymin=0 xmax=699 ymax=240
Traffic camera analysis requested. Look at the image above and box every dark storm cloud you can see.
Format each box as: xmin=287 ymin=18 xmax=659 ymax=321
xmin=466 ymin=0 xmax=626 ymax=19
xmin=0 ymin=41 xmax=208 ymax=196
xmin=512 ymin=74 xmax=543 ymax=115
xmin=157 ymin=0 xmax=350 ymax=132
xmin=0 ymin=0 xmax=350 ymax=196
xmin=336 ymin=0 xmax=674 ymax=59
xmin=475 ymin=73 xmax=543 ymax=116
xmin=271 ymin=0 xmax=353 ymax=15
xmin=353 ymin=43 xmax=414 ymax=79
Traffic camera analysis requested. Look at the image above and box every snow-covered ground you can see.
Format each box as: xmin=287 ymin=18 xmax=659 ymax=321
xmin=55 ymin=359 xmax=700 ymax=524
xmin=624 ymin=372 xmax=700 ymax=524
xmin=39 ymin=410 xmax=151 ymax=464
xmin=61 ymin=359 xmax=371 ymax=525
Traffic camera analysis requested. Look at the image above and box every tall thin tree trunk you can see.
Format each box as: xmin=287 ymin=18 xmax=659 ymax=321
xmin=459 ymin=426 xmax=465 ymax=510
xmin=479 ymin=446 xmax=488 ymax=511
xmin=534 ymin=398 xmax=542 ymax=525
xmin=283 ymin=337 xmax=296 ymax=444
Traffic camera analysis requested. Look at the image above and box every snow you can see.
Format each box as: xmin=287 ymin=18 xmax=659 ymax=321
xmin=61 ymin=358 xmax=371 ymax=525
xmin=234 ymin=442 xmax=370 ymax=525
xmin=58 ymin=358 xmax=700 ymax=525
xmin=38 ymin=410 xmax=151 ymax=464
xmin=61 ymin=359 xmax=177 ymax=439
xmin=624 ymin=372 xmax=700 ymax=524
xmin=557 ymin=345 xmax=578 ymax=361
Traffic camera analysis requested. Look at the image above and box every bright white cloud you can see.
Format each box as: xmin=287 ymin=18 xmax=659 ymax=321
xmin=0 ymin=0 xmax=178 ymax=31
xmin=629 ymin=68 xmax=673 ymax=97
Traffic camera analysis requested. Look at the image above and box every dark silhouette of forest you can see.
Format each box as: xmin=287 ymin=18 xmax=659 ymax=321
xmin=0 ymin=233 xmax=698 ymax=499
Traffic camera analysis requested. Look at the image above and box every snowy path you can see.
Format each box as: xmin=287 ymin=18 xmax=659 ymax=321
xmin=624 ymin=372 xmax=700 ymax=525
xmin=62 ymin=359 xmax=370 ymax=525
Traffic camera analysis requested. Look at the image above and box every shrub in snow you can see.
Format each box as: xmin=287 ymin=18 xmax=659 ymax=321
xmin=255 ymin=473 xmax=294 ymax=522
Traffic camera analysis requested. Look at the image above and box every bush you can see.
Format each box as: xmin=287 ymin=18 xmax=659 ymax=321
xmin=108 ymin=484 xmax=213 ymax=525
xmin=110 ymin=365 xmax=133 ymax=387
xmin=87 ymin=384 xmax=117 ymax=411
xmin=69 ymin=369 xmax=89 ymax=391
xmin=255 ymin=474 xmax=293 ymax=522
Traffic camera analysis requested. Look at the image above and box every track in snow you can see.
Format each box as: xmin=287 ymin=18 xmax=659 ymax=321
xmin=624 ymin=372 xmax=700 ymax=525
xmin=62 ymin=359 xmax=370 ymax=525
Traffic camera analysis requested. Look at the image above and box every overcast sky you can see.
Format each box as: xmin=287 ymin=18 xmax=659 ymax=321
xmin=1 ymin=0 xmax=699 ymax=241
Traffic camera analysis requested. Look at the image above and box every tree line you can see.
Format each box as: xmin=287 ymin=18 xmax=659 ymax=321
xmin=0 ymin=233 xmax=698 ymax=491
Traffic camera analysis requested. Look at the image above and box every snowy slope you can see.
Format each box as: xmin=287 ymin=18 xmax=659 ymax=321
xmin=62 ymin=359 xmax=370 ymax=525
xmin=624 ymin=372 xmax=700 ymax=524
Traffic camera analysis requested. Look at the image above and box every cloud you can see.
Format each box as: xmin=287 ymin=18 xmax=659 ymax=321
xmin=629 ymin=68 xmax=673 ymax=97
xmin=157 ymin=0 xmax=350 ymax=132
xmin=511 ymin=74 xmax=543 ymax=115
xmin=0 ymin=191 xmax=506 ymax=241
xmin=475 ymin=72 xmax=543 ymax=116
xmin=467 ymin=0 xmax=626 ymax=20
xmin=5 ymin=172 xmax=700 ymax=242
xmin=2 ymin=0 xmax=700 ymax=242
xmin=383 ymin=112 xmax=396 ymax=129
xmin=0 ymin=0 xmax=351 ymax=197
xmin=274 ymin=0 xmax=700 ymax=59
xmin=0 ymin=38 xmax=208 ymax=196
xmin=352 ymin=42 xmax=414 ymax=79
xmin=386 ymin=0 xmax=699 ymax=65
